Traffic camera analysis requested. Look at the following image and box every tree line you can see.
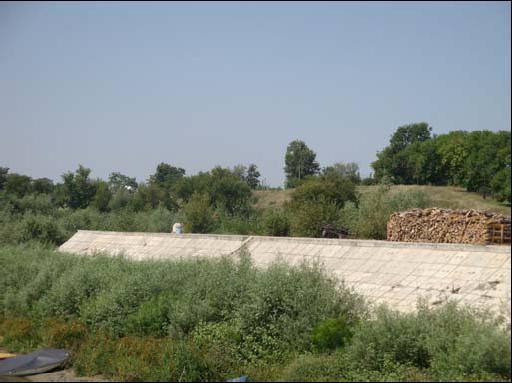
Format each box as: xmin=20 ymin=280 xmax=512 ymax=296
xmin=282 ymin=125 xmax=510 ymax=205
xmin=0 ymin=123 xmax=509 ymax=243
xmin=370 ymin=123 xmax=511 ymax=203
xmin=0 ymin=162 xmax=261 ymax=214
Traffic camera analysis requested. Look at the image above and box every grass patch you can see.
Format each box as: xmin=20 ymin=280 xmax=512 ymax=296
xmin=254 ymin=185 xmax=511 ymax=216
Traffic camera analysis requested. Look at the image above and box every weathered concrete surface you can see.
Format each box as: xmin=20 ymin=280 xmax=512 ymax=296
xmin=59 ymin=230 xmax=246 ymax=260
xmin=60 ymin=230 xmax=511 ymax=317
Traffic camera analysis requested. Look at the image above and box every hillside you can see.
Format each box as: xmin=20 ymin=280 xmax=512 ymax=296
xmin=254 ymin=185 xmax=512 ymax=216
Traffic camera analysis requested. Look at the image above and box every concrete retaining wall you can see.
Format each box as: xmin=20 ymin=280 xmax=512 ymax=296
xmin=59 ymin=230 xmax=511 ymax=317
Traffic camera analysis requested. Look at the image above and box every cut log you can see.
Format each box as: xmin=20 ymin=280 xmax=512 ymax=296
xmin=387 ymin=208 xmax=511 ymax=245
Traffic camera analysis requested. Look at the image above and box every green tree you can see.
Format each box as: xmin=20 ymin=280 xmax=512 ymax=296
xmin=284 ymin=140 xmax=320 ymax=188
xmin=5 ymin=173 xmax=33 ymax=197
xmin=287 ymin=175 xmax=358 ymax=237
xmin=174 ymin=167 xmax=252 ymax=216
xmin=130 ymin=183 xmax=169 ymax=211
xmin=490 ymin=168 xmax=511 ymax=204
xmin=372 ymin=123 xmax=433 ymax=184
xmin=0 ymin=167 xmax=8 ymax=190
xmin=108 ymin=189 xmax=133 ymax=211
xmin=289 ymin=197 xmax=342 ymax=237
xmin=32 ymin=178 xmax=54 ymax=194
xmin=322 ymin=162 xmax=361 ymax=184
xmin=149 ymin=163 xmax=185 ymax=191
xmin=290 ymin=174 xmax=357 ymax=209
xmin=232 ymin=164 xmax=247 ymax=181
xmin=246 ymin=164 xmax=261 ymax=189
xmin=462 ymin=131 xmax=510 ymax=198
xmin=389 ymin=122 xmax=432 ymax=153
xmin=435 ymin=131 xmax=470 ymax=185
xmin=173 ymin=171 xmax=211 ymax=203
xmin=108 ymin=172 xmax=138 ymax=192
xmin=183 ymin=192 xmax=216 ymax=233
xmin=232 ymin=164 xmax=261 ymax=189
xmin=91 ymin=180 xmax=112 ymax=212
xmin=61 ymin=165 xmax=97 ymax=209
xmin=209 ymin=167 xmax=252 ymax=216
xmin=262 ymin=208 xmax=290 ymax=236
xmin=404 ymin=139 xmax=447 ymax=185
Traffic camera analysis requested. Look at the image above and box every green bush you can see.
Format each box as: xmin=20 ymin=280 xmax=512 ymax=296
xmin=214 ymin=211 xmax=264 ymax=235
xmin=0 ymin=244 xmax=510 ymax=382
xmin=290 ymin=175 xmax=357 ymax=209
xmin=9 ymin=193 xmax=56 ymax=215
xmin=289 ymin=198 xmax=342 ymax=237
xmin=345 ymin=301 xmax=511 ymax=381
xmin=340 ymin=185 xmax=430 ymax=239
xmin=19 ymin=214 xmax=66 ymax=245
xmin=108 ymin=189 xmax=133 ymax=211
xmin=311 ymin=316 xmax=353 ymax=351
xmin=490 ymin=168 xmax=511 ymax=205
xmin=125 ymin=294 xmax=174 ymax=337
xmin=262 ymin=208 xmax=290 ymax=236
xmin=183 ymin=192 xmax=216 ymax=233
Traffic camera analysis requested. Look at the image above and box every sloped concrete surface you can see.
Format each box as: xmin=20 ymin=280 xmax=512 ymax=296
xmin=60 ymin=230 xmax=511 ymax=318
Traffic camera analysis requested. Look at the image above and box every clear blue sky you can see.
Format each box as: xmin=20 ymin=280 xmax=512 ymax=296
xmin=1 ymin=1 xmax=510 ymax=187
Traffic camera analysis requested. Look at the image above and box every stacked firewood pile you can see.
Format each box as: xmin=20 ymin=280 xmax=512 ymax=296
xmin=387 ymin=208 xmax=511 ymax=245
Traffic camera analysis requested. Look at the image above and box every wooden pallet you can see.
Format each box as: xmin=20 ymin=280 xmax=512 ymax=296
xmin=487 ymin=223 xmax=512 ymax=245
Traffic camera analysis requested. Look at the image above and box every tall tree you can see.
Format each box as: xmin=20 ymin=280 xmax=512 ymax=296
xmin=91 ymin=180 xmax=112 ymax=212
xmin=246 ymin=164 xmax=261 ymax=189
xmin=389 ymin=122 xmax=432 ymax=153
xmin=149 ymin=163 xmax=185 ymax=191
xmin=0 ymin=167 xmax=8 ymax=190
xmin=372 ymin=122 xmax=433 ymax=184
xmin=463 ymin=131 xmax=510 ymax=198
xmin=232 ymin=164 xmax=247 ymax=181
xmin=108 ymin=172 xmax=138 ymax=192
xmin=32 ymin=178 xmax=54 ymax=194
xmin=284 ymin=140 xmax=320 ymax=188
xmin=62 ymin=165 xmax=97 ymax=209
xmin=435 ymin=131 xmax=470 ymax=185
xmin=5 ymin=173 xmax=32 ymax=197
xmin=322 ymin=162 xmax=361 ymax=184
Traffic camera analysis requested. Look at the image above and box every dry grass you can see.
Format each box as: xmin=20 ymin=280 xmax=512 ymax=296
xmin=253 ymin=189 xmax=293 ymax=210
xmin=253 ymin=185 xmax=511 ymax=216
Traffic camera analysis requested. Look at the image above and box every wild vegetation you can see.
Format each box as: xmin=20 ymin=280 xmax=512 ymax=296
xmin=0 ymin=124 xmax=510 ymax=380
xmin=0 ymin=244 xmax=510 ymax=381
xmin=1 ymin=125 xmax=509 ymax=248
xmin=371 ymin=124 xmax=511 ymax=203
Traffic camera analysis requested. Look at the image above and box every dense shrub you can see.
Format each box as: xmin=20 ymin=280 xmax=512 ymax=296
xmin=19 ymin=214 xmax=66 ymax=245
xmin=8 ymin=193 xmax=56 ymax=215
xmin=183 ymin=192 xmax=216 ymax=233
xmin=344 ymin=301 xmax=511 ymax=381
xmin=286 ymin=175 xmax=358 ymax=238
xmin=0 ymin=244 xmax=364 ymax=356
xmin=311 ymin=316 xmax=354 ymax=351
xmin=290 ymin=174 xmax=357 ymax=209
xmin=289 ymin=198 xmax=342 ymax=237
xmin=213 ymin=211 xmax=264 ymax=235
xmin=0 ymin=244 xmax=510 ymax=382
xmin=340 ymin=185 xmax=430 ymax=239
xmin=490 ymin=168 xmax=511 ymax=205
xmin=262 ymin=208 xmax=290 ymax=237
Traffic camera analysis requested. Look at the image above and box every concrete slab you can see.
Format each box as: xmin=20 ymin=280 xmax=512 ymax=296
xmin=59 ymin=231 xmax=511 ymax=319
